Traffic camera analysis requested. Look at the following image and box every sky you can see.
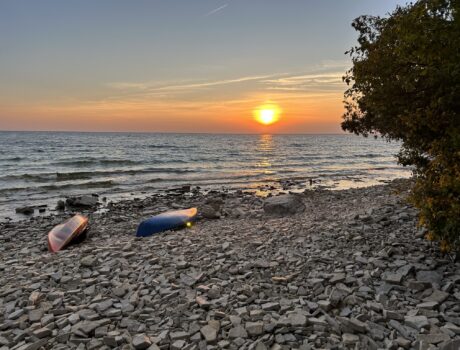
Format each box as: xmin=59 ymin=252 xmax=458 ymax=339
xmin=0 ymin=0 xmax=407 ymax=133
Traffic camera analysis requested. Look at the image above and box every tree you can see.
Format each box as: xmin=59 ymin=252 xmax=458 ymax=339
xmin=342 ymin=0 xmax=460 ymax=252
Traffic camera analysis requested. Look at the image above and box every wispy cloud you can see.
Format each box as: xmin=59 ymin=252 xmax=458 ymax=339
xmin=105 ymin=74 xmax=276 ymax=100
xmin=262 ymin=72 xmax=344 ymax=92
xmin=105 ymin=63 xmax=349 ymax=103
xmin=204 ymin=3 xmax=228 ymax=17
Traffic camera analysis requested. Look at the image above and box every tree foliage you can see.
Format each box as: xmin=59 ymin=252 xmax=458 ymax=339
xmin=343 ymin=0 xmax=460 ymax=252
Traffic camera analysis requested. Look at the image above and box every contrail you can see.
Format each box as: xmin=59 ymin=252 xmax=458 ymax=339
xmin=204 ymin=3 xmax=228 ymax=17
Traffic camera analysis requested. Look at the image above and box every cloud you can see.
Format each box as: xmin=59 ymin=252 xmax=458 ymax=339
xmin=204 ymin=4 xmax=228 ymax=17
xmin=262 ymin=72 xmax=344 ymax=92
xmin=104 ymin=63 xmax=349 ymax=103
xmin=105 ymin=74 xmax=277 ymax=101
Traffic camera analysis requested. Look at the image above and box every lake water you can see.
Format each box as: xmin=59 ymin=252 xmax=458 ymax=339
xmin=0 ymin=132 xmax=411 ymax=219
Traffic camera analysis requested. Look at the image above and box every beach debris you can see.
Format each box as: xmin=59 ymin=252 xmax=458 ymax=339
xmin=263 ymin=194 xmax=305 ymax=216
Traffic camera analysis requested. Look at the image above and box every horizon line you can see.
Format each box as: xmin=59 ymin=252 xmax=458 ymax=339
xmin=0 ymin=129 xmax=349 ymax=136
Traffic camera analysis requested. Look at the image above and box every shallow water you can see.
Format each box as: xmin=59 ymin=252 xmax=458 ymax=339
xmin=0 ymin=132 xmax=411 ymax=219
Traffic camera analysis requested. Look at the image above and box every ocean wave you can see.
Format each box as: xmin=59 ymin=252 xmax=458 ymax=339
xmin=0 ymin=156 xmax=22 ymax=162
xmin=0 ymin=167 xmax=198 ymax=183
xmin=0 ymin=180 xmax=116 ymax=194
xmin=148 ymin=144 xmax=185 ymax=149
xmin=52 ymin=158 xmax=142 ymax=167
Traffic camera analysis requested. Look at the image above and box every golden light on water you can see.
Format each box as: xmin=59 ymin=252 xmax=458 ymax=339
xmin=254 ymin=104 xmax=281 ymax=126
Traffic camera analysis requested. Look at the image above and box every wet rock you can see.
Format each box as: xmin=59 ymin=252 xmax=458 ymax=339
xmin=66 ymin=195 xmax=98 ymax=208
xmin=56 ymin=200 xmax=66 ymax=210
xmin=15 ymin=206 xmax=34 ymax=215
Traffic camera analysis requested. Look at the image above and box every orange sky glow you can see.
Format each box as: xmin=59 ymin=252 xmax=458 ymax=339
xmin=0 ymin=73 xmax=346 ymax=133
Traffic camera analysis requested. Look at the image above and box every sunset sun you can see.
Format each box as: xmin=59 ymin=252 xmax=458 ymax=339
xmin=254 ymin=105 xmax=281 ymax=126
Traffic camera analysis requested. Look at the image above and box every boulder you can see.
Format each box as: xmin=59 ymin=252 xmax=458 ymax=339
xmin=15 ymin=206 xmax=34 ymax=215
xmin=200 ymin=197 xmax=224 ymax=219
xmin=263 ymin=194 xmax=305 ymax=216
xmin=200 ymin=205 xmax=220 ymax=219
xmin=56 ymin=200 xmax=66 ymax=210
xmin=66 ymin=195 xmax=98 ymax=208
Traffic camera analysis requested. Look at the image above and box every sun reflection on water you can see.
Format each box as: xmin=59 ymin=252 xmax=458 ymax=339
xmin=255 ymin=134 xmax=275 ymax=169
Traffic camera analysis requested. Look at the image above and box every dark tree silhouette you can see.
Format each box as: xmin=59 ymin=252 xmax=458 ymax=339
xmin=343 ymin=0 xmax=460 ymax=252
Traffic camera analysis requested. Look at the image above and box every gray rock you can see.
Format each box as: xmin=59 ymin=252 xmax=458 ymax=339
xmin=73 ymin=319 xmax=110 ymax=336
xmin=261 ymin=302 xmax=280 ymax=311
xmin=383 ymin=272 xmax=403 ymax=284
xmin=388 ymin=320 xmax=418 ymax=340
xmin=66 ymin=195 xmax=98 ymax=208
xmin=170 ymin=331 xmax=189 ymax=341
xmin=263 ymin=194 xmax=305 ymax=216
xmin=329 ymin=286 xmax=350 ymax=306
xmin=278 ymin=313 xmax=307 ymax=327
xmin=228 ymin=325 xmax=248 ymax=339
xmin=416 ymin=301 xmax=439 ymax=309
xmin=20 ymin=339 xmax=48 ymax=350
xmin=80 ymin=255 xmax=96 ymax=267
xmin=404 ymin=315 xmax=429 ymax=330
xmin=33 ymin=327 xmax=52 ymax=339
xmin=342 ymin=333 xmax=359 ymax=345
xmin=329 ymin=273 xmax=346 ymax=284
xmin=416 ymin=270 xmax=442 ymax=286
xmin=171 ymin=340 xmax=186 ymax=350
xmin=424 ymin=289 xmax=450 ymax=304
xmin=337 ymin=317 xmax=367 ymax=333
xmin=417 ymin=333 xmax=450 ymax=344
xmin=132 ymin=334 xmax=152 ymax=350
xmin=196 ymin=296 xmax=210 ymax=309
xmin=200 ymin=205 xmax=220 ymax=219
xmin=245 ymin=321 xmax=264 ymax=336
xmin=441 ymin=339 xmax=460 ymax=350
xmin=56 ymin=200 xmax=66 ymax=210
xmin=200 ymin=325 xmax=217 ymax=343
xmin=8 ymin=309 xmax=24 ymax=320
xmin=15 ymin=206 xmax=34 ymax=215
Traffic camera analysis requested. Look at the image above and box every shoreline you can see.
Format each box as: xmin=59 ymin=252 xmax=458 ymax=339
xmin=3 ymin=175 xmax=410 ymax=223
xmin=1 ymin=178 xmax=459 ymax=349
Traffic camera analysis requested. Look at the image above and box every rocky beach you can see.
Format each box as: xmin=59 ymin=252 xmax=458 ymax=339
xmin=1 ymin=179 xmax=459 ymax=350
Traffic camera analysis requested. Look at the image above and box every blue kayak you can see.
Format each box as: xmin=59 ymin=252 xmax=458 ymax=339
xmin=136 ymin=207 xmax=197 ymax=237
